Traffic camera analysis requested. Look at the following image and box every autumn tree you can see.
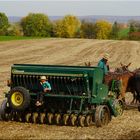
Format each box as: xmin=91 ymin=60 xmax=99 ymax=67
xmin=0 ymin=12 xmax=9 ymax=35
xmin=6 ymin=23 xmax=23 ymax=36
xmin=20 ymin=13 xmax=52 ymax=37
xmin=53 ymin=20 xmax=66 ymax=37
xmin=54 ymin=15 xmax=81 ymax=38
xmin=80 ymin=20 xmax=95 ymax=39
xmin=94 ymin=20 xmax=112 ymax=39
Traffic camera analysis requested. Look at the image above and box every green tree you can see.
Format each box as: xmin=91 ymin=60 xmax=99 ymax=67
xmin=110 ymin=21 xmax=120 ymax=39
xmin=54 ymin=15 xmax=81 ymax=38
xmin=80 ymin=20 xmax=95 ymax=39
xmin=94 ymin=20 xmax=112 ymax=39
xmin=21 ymin=13 xmax=52 ymax=37
xmin=129 ymin=23 xmax=136 ymax=33
xmin=0 ymin=12 xmax=9 ymax=35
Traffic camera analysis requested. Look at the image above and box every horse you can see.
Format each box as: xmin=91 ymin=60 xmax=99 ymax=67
xmin=104 ymin=71 xmax=134 ymax=101
xmin=114 ymin=63 xmax=140 ymax=104
xmin=84 ymin=61 xmax=137 ymax=102
xmin=101 ymin=62 xmax=134 ymax=101
xmin=85 ymin=61 xmax=134 ymax=101
xmin=128 ymin=68 xmax=140 ymax=104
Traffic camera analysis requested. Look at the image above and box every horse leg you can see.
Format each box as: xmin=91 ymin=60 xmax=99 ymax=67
xmin=135 ymin=91 xmax=139 ymax=104
xmin=136 ymin=91 xmax=140 ymax=104
xmin=120 ymin=88 xmax=126 ymax=102
xmin=131 ymin=91 xmax=136 ymax=104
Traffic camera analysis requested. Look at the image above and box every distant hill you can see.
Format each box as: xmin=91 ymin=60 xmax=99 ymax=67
xmin=8 ymin=16 xmax=22 ymax=23
xmin=8 ymin=15 xmax=140 ymax=23
xmin=79 ymin=15 xmax=140 ymax=23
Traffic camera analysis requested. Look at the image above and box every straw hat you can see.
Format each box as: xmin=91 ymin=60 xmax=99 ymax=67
xmin=40 ymin=76 xmax=47 ymax=80
xmin=103 ymin=53 xmax=109 ymax=60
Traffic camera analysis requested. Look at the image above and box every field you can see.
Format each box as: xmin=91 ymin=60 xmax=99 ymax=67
xmin=0 ymin=38 xmax=140 ymax=139
xmin=118 ymin=28 xmax=129 ymax=39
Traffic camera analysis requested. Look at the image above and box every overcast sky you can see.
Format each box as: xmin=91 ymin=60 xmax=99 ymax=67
xmin=0 ymin=0 xmax=140 ymax=17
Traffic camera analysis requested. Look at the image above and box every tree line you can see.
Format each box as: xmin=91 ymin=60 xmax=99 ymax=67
xmin=1 ymin=12 xmax=140 ymax=40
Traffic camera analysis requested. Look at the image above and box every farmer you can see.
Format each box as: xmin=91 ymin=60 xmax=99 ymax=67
xmin=97 ymin=53 xmax=110 ymax=75
xmin=36 ymin=76 xmax=51 ymax=106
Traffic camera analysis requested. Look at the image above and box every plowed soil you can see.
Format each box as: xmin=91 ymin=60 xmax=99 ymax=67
xmin=0 ymin=38 xmax=140 ymax=139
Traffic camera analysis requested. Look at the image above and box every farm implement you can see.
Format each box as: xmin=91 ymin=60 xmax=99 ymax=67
xmin=0 ymin=64 xmax=123 ymax=127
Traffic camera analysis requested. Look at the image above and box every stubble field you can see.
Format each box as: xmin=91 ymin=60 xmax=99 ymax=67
xmin=0 ymin=38 xmax=140 ymax=139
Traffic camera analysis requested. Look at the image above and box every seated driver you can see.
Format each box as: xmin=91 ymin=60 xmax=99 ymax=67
xmin=36 ymin=76 xmax=51 ymax=106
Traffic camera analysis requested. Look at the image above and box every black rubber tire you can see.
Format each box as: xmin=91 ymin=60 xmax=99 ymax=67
xmin=0 ymin=99 xmax=8 ymax=120
xmin=9 ymin=86 xmax=30 ymax=111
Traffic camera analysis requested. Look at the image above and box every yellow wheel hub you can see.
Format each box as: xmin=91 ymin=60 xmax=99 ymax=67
xmin=11 ymin=92 xmax=23 ymax=106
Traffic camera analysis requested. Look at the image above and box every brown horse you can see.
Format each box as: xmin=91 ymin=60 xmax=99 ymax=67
xmin=115 ymin=64 xmax=140 ymax=104
xmin=85 ymin=61 xmax=134 ymax=101
xmin=104 ymin=71 xmax=134 ymax=101
xmin=105 ymin=62 xmax=135 ymax=101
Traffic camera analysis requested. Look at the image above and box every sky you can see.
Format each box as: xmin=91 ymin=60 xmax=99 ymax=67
xmin=0 ymin=0 xmax=140 ymax=17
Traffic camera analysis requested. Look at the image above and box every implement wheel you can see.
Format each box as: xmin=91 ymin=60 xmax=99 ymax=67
xmin=95 ymin=105 xmax=111 ymax=127
xmin=0 ymin=100 xmax=9 ymax=121
xmin=55 ymin=114 xmax=61 ymax=125
xmin=9 ymin=86 xmax=30 ymax=111
xmin=113 ymin=99 xmax=124 ymax=116
xmin=85 ymin=115 xmax=92 ymax=126
xmin=16 ymin=112 xmax=23 ymax=122
xmin=47 ymin=113 xmax=54 ymax=124
xmin=18 ymin=112 xmax=26 ymax=122
xmin=70 ymin=114 xmax=77 ymax=126
xmin=32 ymin=113 xmax=39 ymax=123
xmin=13 ymin=112 xmax=21 ymax=121
xmin=78 ymin=115 xmax=85 ymax=127
xmin=25 ymin=113 xmax=32 ymax=123
xmin=117 ymin=100 xmax=124 ymax=116
xmin=63 ymin=114 xmax=69 ymax=125
xmin=40 ymin=113 xmax=46 ymax=124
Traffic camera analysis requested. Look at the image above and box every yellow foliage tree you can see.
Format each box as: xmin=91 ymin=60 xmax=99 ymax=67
xmin=54 ymin=15 xmax=81 ymax=38
xmin=54 ymin=20 xmax=66 ymax=37
xmin=94 ymin=20 xmax=112 ymax=39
